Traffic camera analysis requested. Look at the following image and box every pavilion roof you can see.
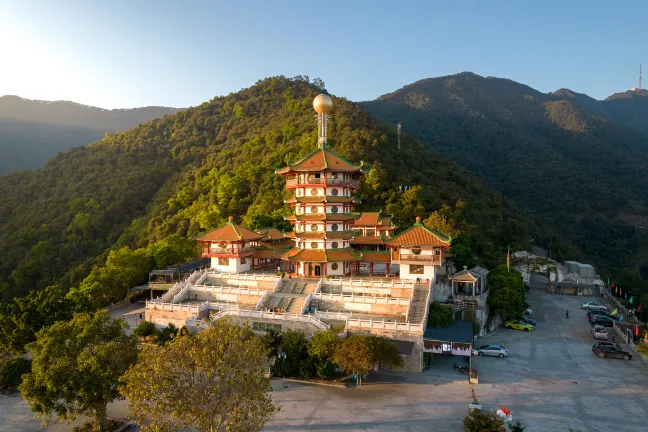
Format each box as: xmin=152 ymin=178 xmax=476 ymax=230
xmin=383 ymin=217 xmax=451 ymax=247
xmin=275 ymin=146 xmax=368 ymax=174
xmin=194 ymin=217 xmax=263 ymax=242
xmin=280 ymin=247 xmax=362 ymax=262
xmin=294 ymin=230 xmax=356 ymax=240
xmin=353 ymin=212 xmax=397 ymax=230
xmin=256 ymin=227 xmax=287 ymax=241
xmin=350 ymin=236 xmax=385 ymax=245
xmin=359 ymin=251 xmax=392 ymax=263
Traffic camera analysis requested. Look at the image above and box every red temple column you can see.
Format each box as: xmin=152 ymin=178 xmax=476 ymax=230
xmin=369 ymin=262 xmax=374 ymax=276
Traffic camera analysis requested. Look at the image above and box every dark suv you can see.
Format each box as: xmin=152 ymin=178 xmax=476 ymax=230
xmin=587 ymin=310 xmax=619 ymax=321
xmin=592 ymin=343 xmax=632 ymax=360
xmin=590 ymin=316 xmax=615 ymax=327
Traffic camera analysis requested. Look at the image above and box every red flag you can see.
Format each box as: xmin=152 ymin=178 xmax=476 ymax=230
xmin=611 ymin=281 xmax=615 ymax=288
xmin=636 ymin=325 xmax=640 ymax=336
xmin=620 ymin=288 xmax=623 ymax=296
xmin=639 ymin=305 xmax=642 ymax=312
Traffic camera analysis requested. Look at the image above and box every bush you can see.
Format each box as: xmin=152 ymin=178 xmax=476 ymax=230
xmin=462 ymin=410 xmax=505 ymax=431
xmin=261 ymin=329 xmax=282 ymax=357
xmin=0 ymin=356 xmax=32 ymax=389
xmin=157 ymin=323 xmax=179 ymax=345
xmin=299 ymin=357 xmax=317 ymax=379
xmin=427 ymin=302 xmax=455 ymax=328
xmin=315 ymin=359 xmax=334 ymax=380
xmin=133 ymin=320 xmax=158 ymax=337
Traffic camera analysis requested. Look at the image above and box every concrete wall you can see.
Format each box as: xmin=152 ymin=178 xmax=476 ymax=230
xmin=400 ymin=264 xmax=436 ymax=281
xmin=311 ymin=299 xmax=407 ymax=316
xmin=146 ymin=308 xmax=209 ymax=329
xmin=432 ymin=283 xmax=452 ymax=302
xmin=348 ymin=329 xmax=423 ymax=372
xmin=326 ymin=262 xmax=346 ymax=276
xmin=210 ymin=257 xmax=250 ymax=273
xmin=186 ymin=289 xmax=262 ymax=305
xmin=225 ymin=316 xmax=321 ymax=337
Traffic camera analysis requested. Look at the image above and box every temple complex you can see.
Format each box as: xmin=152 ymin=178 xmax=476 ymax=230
xmin=143 ymin=94 xmax=468 ymax=372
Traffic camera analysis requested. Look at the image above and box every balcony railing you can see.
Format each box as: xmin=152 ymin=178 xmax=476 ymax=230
xmin=285 ymin=178 xmax=359 ymax=187
xmin=394 ymin=254 xmax=442 ymax=265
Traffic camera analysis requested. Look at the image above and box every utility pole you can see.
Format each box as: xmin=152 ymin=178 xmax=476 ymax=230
xmin=397 ymin=122 xmax=401 ymax=151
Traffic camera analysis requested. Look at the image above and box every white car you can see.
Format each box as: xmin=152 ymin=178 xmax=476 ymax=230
xmin=582 ymin=302 xmax=607 ymax=311
xmin=474 ymin=344 xmax=508 ymax=358
xmin=592 ymin=325 xmax=608 ymax=340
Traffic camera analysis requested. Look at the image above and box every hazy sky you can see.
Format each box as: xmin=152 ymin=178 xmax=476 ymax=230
xmin=1 ymin=0 xmax=645 ymax=109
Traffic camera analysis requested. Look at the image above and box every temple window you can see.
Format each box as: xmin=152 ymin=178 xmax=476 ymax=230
xmin=311 ymin=224 xmax=318 ymax=231
xmin=412 ymin=246 xmax=422 ymax=255
xmin=311 ymin=206 xmax=318 ymax=213
xmin=410 ymin=265 xmax=424 ymax=274
xmin=311 ymin=242 xmax=318 ymax=249
xmin=332 ymin=242 xmax=339 ymax=248
xmin=331 ymin=188 xmax=339 ymax=196
xmin=331 ymin=205 xmax=338 ymax=213
xmin=311 ymin=188 xmax=318 ymax=196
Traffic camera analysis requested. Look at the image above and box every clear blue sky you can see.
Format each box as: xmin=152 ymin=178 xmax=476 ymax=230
xmin=0 ymin=0 xmax=645 ymax=109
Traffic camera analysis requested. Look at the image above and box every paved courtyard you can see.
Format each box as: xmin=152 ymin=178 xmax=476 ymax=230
xmin=2 ymin=278 xmax=647 ymax=431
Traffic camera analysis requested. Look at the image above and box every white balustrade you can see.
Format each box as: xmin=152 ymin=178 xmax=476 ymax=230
xmin=313 ymin=292 xmax=409 ymax=306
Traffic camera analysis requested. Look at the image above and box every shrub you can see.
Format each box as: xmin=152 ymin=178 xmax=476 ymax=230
xmin=157 ymin=323 xmax=179 ymax=345
xmin=299 ymin=357 xmax=317 ymax=379
xmin=315 ymin=359 xmax=334 ymax=380
xmin=0 ymin=356 xmax=32 ymax=389
xmin=133 ymin=320 xmax=157 ymax=337
xmin=462 ymin=410 xmax=505 ymax=431
xmin=427 ymin=302 xmax=455 ymax=328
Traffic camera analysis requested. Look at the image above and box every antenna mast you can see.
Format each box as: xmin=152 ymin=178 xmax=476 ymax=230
xmin=397 ymin=122 xmax=401 ymax=151
xmin=640 ymin=65 xmax=643 ymax=91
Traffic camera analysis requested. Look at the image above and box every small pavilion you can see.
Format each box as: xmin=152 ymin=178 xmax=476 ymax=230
xmin=194 ymin=216 xmax=264 ymax=273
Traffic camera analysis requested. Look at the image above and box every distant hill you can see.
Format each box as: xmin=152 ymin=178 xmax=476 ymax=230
xmin=0 ymin=96 xmax=179 ymax=173
xmin=360 ymin=72 xmax=648 ymax=278
xmin=551 ymin=88 xmax=648 ymax=136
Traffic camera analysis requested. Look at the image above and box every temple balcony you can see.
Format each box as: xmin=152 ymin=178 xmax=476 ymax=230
xmin=391 ymin=253 xmax=442 ymax=266
xmin=285 ymin=178 xmax=359 ymax=188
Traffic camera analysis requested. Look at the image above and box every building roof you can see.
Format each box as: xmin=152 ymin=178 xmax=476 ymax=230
xmin=285 ymin=196 xmax=358 ymax=204
xmin=353 ymin=212 xmax=397 ymax=230
xmin=470 ymin=266 xmax=490 ymax=277
xmin=280 ymin=247 xmax=362 ymax=262
xmin=257 ymin=227 xmax=287 ymax=241
xmin=252 ymin=249 xmax=283 ymax=259
xmin=350 ymin=236 xmax=385 ymax=245
xmin=359 ymin=251 xmax=392 ymax=263
xmin=275 ymin=146 xmax=366 ymax=174
xmin=168 ymin=258 xmax=211 ymax=273
xmin=258 ymin=239 xmax=295 ymax=250
xmin=423 ymin=320 xmax=474 ymax=344
xmin=194 ymin=217 xmax=264 ymax=242
xmin=383 ymin=217 xmax=451 ymax=247
xmin=449 ymin=269 xmax=480 ymax=282
xmin=285 ymin=213 xmax=355 ymax=222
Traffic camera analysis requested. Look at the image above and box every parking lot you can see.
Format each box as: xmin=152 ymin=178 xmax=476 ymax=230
xmin=2 ymin=277 xmax=648 ymax=432
xmin=469 ymin=276 xmax=648 ymax=431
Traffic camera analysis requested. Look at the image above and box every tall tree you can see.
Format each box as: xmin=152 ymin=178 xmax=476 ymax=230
xmin=333 ymin=335 xmax=374 ymax=386
xmin=487 ymin=265 xmax=527 ymax=318
xmin=121 ymin=319 xmax=276 ymax=432
xmin=19 ymin=311 xmax=137 ymax=432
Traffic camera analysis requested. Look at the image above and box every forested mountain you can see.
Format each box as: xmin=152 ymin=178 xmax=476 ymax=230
xmin=551 ymin=88 xmax=648 ymax=136
xmin=0 ymin=96 xmax=179 ymax=173
xmin=0 ymin=77 xmax=535 ymax=301
xmin=360 ymin=72 xmax=648 ymax=282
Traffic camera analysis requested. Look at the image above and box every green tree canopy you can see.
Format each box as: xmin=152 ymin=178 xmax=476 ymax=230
xmin=427 ymin=301 xmax=455 ymax=328
xmin=120 ymin=318 xmax=275 ymax=432
xmin=487 ymin=265 xmax=527 ymax=318
xmin=19 ymin=311 xmax=137 ymax=432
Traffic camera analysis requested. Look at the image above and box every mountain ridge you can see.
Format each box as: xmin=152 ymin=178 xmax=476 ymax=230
xmin=360 ymin=72 xmax=648 ymax=281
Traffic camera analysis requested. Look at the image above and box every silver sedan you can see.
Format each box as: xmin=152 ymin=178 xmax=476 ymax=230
xmin=474 ymin=344 xmax=509 ymax=358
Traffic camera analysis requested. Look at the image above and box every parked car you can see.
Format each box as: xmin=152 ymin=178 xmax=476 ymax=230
xmin=592 ymin=325 xmax=608 ymax=340
xmin=581 ymin=302 xmax=607 ymax=311
xmin=504 ymin=320 xmax=534 ymax=332
xmin=591 ymin=316 xmax=615 ymax=327
xmin=592 ymin=343 xmax=632 ymax=360
xmin=515 ymin=316 xmax=537 ymax=326
xmin=595 ymin=341 xmax=618 ymax=349
xmin=474 ymin=345 xmax=508 ymax=358
xmin=524 ymin=308 xmax=533 ymax=315
xmin=587 ymin=310 xmax=618 ymax=319
xmin=588 ymin=312 xmax=618 ymax=323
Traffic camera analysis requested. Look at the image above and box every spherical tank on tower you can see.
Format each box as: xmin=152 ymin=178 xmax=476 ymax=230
xmin=313 ymin=94 xmax=333 ymax=114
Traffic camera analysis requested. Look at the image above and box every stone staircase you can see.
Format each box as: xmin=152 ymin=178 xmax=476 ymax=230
xmin=407 ymin=287 xmax=429 ymax=323
xmin=303 ymin=283 xmax=318 ymax=295
xmin=286 ymin=297 xmax=305 ymax=314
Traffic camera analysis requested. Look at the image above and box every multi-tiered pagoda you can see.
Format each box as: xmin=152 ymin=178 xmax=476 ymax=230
xmin=275 ymin=94 xmax=367 ymax=277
